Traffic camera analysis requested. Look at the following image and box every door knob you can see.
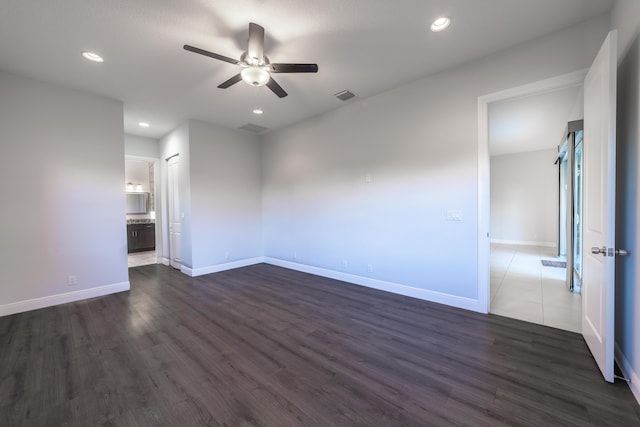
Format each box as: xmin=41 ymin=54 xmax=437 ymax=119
xmin=591 ymin=246 xmax=629 ymax=256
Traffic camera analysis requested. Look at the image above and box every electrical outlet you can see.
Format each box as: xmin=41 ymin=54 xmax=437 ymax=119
xmin=367 ymin=264 xmax=373 ymax=273
xmin=293 ymin=251 xmax=298 ymax=260
xmin=342 ymin=260 xmax=348 ymax=269
xmin=225 ymin=251 xmax=230 ymax=260
xmin=365 ymin=174 xmax=372 ymax=183
xmin=68 ymin=275 xmax=77 ymax=286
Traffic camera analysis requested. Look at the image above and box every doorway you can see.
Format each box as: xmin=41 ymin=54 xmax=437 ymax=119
xmin=478 ymin=71 xmax=587 ymax=332
xmin=489 ymin=146 xmax=581 ymax=331
xmin=125 ymin=157 xmax=160 ymax=268
xmin=480 ymin=31 xmax=619 ymax=383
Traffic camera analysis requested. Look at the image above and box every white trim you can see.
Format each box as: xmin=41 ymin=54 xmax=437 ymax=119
xmin=161 ymin=257 xmax=170 ymax=266
xmin=182 ymin=257 xmax=265 ymax=277
xmin=615 ymin=342 xmax=640 ymax=406
xmin=0 ymin=282 xmax=130 ymax=317
xmin=478 ymin=93 xmax=490 ymax=314
xmin=477 ymin=69 xmax=588 ymax=314
xmin=490 ymin=239 xmax=557 ymax=248
xmin=264 ymin=257 xmax=481 ymax=312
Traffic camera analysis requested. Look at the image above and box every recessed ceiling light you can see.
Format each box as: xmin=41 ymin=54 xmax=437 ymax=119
xmin=430 ymin=17 xmax=451 ymax=32
xmin=81 ymin=51 xmax=104 ymax=63
xmin=252 ymin=108 xmax=264 ymax=115
xmin=138 ymin=122 xmax=150 ymax=128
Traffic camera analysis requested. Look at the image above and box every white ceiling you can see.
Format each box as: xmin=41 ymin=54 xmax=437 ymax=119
xmin=489 ymin=85 xmax=583 ymax=156
xmin=0 ymin=0 xmax=613 ymax=139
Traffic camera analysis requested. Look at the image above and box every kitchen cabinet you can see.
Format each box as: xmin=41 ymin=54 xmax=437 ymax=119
xmin=127 ymin=223 xmax=155 ymax=253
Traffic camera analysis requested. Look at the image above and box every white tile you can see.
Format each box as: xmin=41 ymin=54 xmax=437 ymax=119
xmin=541 ymin=266 xmax=567 ymax=280
xmin=503 ymin=271 xmax=539 ymax=284
xmin=128 ymin=251 xmax=157 ymax=268
xmin=490 ymin=287 xmax=501 ymax=303
xmin=542 ymin=280 xmax=580 ymax=309
xmin=491 ymin=257 xmax=513 ymax=270
xmin=493 ymin=283 xmax=542 ymax=305
xmin=489 ymin=244 xmax=580 ymax=333
xmin=515 ymin=245 xmax=541 ymax=255
xmin=538 ymin=247 xmax=559 ymax=257
xmin=544 ymin=304 xmax=582 ymax=333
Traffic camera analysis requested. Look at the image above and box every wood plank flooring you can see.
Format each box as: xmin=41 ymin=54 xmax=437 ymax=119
xmin=1 ymin=263 xmax=639 ymax=426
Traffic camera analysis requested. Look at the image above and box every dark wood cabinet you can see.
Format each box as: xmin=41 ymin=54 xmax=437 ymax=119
xmin=127 ymin=223 xmax=155 ymax=253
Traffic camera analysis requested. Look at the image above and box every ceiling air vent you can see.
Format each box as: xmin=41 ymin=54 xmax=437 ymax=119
xmin=334 ymin=90 xmax=356 ymax=101
xmin=239 ymin=123 xmax=269 ymax=133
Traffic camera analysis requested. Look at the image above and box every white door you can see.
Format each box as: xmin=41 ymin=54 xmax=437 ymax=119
xmin=167 ymin=155 xmax=182 ymax=269
xmin=582 ymin=30 xmax=617 ymax=383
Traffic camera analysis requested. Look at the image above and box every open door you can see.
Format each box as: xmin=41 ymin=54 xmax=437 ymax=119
xmin=582 ymin=30 xmax=617 ymax=383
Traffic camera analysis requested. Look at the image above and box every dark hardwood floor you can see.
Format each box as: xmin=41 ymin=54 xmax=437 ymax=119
xmin=1 ymin=263 xmax=639 ymax=426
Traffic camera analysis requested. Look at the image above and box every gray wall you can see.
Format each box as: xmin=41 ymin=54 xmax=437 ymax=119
xmin=188 ymin=120 xmax=262 ymax=274
xmin=490 ymin=148 xmax=559 ymax=247
xmin=261 ymin=15 xmax=609 ymax=304
xmin=125 ymin=134 xmax=159 ymax=159
xmin=158 ymin=120 xmax=262 ymax=275
xmin=612 ymin=0 xmax=640 ymax=404
xmin=0 ymin=71 xmax=128 ymax=314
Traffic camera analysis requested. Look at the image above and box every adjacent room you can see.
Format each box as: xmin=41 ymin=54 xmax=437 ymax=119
xmin=488 ymin=85 xmax=584 ymax=332
xmin=1 ymin=1 xmax=640 ymax=425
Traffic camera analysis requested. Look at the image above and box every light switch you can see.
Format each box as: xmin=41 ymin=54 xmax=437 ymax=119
xmin=446 ymin=210 xmax=462 ymax=221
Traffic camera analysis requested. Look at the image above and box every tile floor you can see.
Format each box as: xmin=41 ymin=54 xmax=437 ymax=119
xmin=128 ymin=250 xmax=157 ymax=268
xmin=490 ymin=243 xmax=581 ymax=333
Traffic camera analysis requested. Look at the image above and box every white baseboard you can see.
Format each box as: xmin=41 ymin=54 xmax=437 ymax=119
xmin=263 ymin=257 xmax=481 ymax=312
xmin=0 ymin=281 xmax=131 ymax=317
xmin=490 ymin=239 xmax=557 ymax=248
xmin=161 ymin=257 xmax=170 ymax=266
xmin=182 ymin=257 xmax=265 ymax=277
xmin=615 ymin=342 xmax=640 ymax=406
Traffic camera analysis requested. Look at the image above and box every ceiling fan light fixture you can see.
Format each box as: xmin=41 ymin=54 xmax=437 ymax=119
xmin=241 ymin=66 xmax=270 ymax=87
xmin=81 ymin=51 xmax=104 ymax=62
xmin=430 ymin=16 xmax=451 ymax=32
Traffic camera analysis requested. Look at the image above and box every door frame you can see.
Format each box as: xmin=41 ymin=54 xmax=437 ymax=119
xmin=477 ymin=69 xmax=587 ymax=314
xmin=166 ymin=153 xmax=182 ymax=270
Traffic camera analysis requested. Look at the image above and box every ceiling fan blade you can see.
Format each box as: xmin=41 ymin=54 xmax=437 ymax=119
xmin=269 ymin=63 xmax=319 ymax=73
xmin=183 ymin=45 xmax=239 ymax=65
xmin=247 ymin=22 xmax=265 ymax=63
xmin=266 ymin=77 xmax=288 ymax=98
xmin=217 ymin=73 xmax=243 ymax=89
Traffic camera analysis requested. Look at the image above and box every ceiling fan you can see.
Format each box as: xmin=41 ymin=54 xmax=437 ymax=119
xmin=184 ymin=22 xmax=318 ymax=98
